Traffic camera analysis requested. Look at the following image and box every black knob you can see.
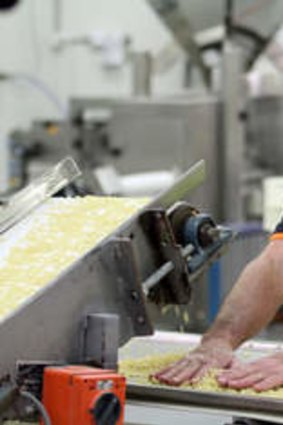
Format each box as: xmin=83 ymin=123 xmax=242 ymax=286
xmin=91 ymin=393 xmax=121 ymax=425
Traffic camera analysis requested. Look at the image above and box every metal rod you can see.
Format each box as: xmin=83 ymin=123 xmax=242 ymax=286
xmin=142 ymin=245 xmax=194 ymax=295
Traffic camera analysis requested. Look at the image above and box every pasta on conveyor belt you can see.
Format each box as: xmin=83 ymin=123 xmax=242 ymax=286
xmin=119 ymin=352 xmax=283 ymax=398
xmin=0 ymin=196 xmax=147 ymax=320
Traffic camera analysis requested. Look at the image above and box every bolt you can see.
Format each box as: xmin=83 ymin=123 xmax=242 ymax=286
xmin=137 ymin=316 xmax=145 ymax=324
xmin=131 ymin=291 xmax=139 ymax=301
xmin=117 ymin=277 xmax=124 ymax=285
xmin=114 ymin=246 xmax=123 ymax=260
xmin=207 ymin=227 xmax=220 ymax=240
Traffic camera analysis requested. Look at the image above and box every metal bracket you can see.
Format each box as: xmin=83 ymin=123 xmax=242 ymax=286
xmin=98 ymin=237 xmax=154 ymax=339
xmin=138 ymin=209 xmax=192 ymax=305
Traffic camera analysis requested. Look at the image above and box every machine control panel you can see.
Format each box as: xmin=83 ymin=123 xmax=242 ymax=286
xmin=42 ymin=365 xmax=126 ymax=425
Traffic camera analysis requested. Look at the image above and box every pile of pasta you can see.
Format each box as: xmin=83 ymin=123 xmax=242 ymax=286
xmin=0 ymin=196 xmax=147 ymax=320
xmin=119 ymin=352 xmax=283 ymax=397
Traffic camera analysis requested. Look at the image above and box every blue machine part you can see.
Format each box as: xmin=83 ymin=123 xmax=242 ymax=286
xmin=182 ymin=212 xmax=233 ymax=323
xmin=182 ymin=213 xmax=234 ymax=274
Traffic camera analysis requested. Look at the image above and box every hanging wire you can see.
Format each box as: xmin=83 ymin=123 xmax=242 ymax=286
xmin=20 ymin=390 xmax=52 ymax=425
xmin=10 ymin=73 xmax=68 ymax=118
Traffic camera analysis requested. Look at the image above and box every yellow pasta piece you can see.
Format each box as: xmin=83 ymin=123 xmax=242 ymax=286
xmin=0 ymin=196 xmax=147 ymax=319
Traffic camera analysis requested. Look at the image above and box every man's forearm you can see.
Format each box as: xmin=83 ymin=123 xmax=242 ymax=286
xmin=202 ymin=241 xmax=283 ymax=350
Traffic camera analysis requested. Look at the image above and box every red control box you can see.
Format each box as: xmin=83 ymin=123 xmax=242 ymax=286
xmin=42 ymin=365 xmax=126 ymax=425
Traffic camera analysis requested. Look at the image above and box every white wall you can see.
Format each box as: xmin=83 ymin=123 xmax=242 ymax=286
xmin=60 ymin=0 xmax=185 ymax=96
xmin=0 ymin=0 xmax=185 ymax=191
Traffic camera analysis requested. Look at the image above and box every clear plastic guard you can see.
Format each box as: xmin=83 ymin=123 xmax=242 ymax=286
xmin=0 ymin=157 xmax=81 ymax=234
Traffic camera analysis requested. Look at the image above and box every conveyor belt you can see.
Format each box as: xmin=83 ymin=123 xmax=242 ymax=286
xmin=119 ymin=332 xmax=283 ymax=423
xmin=0 ymin=160 xmax=207 ymax=381
xmin=127 ymin=383 xmax=283 ymax=423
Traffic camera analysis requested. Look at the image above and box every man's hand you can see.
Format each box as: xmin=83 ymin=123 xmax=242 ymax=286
xmin=218 ymin=351 xmax=283 ymax=391
xmin=152 ymin=340 xmax=235 ymax=386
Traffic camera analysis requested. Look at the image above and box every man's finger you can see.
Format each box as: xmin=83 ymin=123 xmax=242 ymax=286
xmin=152 ymin=358 xmax=188 ymax=380
xmin=253 ymin=374 xmax=283 ymax=392
xmin=225 ymin=372 xmax=265 ymax=389
xmin=157 ymin=361 xmax=201 ymax=386
xmin=167 ymin=362 xmax=202 ymax=386
xmin=191 ymin=364 xmax=215 ymax=383
xmin=218 ymin=366 xmax=253 ymax=385
xmin=153 ymin=353 xmax=205 ymax=384
xmin=230 ymin=358 xmax=243 ymax=369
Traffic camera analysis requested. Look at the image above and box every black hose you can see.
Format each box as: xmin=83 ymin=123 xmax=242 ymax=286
xmin=20 ymin=390 xmax=51 ymax=425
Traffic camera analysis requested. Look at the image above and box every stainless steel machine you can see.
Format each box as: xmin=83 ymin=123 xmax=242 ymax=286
xmin=10 ymin=86 xmax=277 ymax=225
xmin=69 ymin=94 xmax=223 ymax=219
xmin=0 ymin=154 xmax=281 ymax=425
xmin=0 ymin=159 xmax=235 ymax=424
xmin=7 ymin=91 xmax=225 ymax=220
